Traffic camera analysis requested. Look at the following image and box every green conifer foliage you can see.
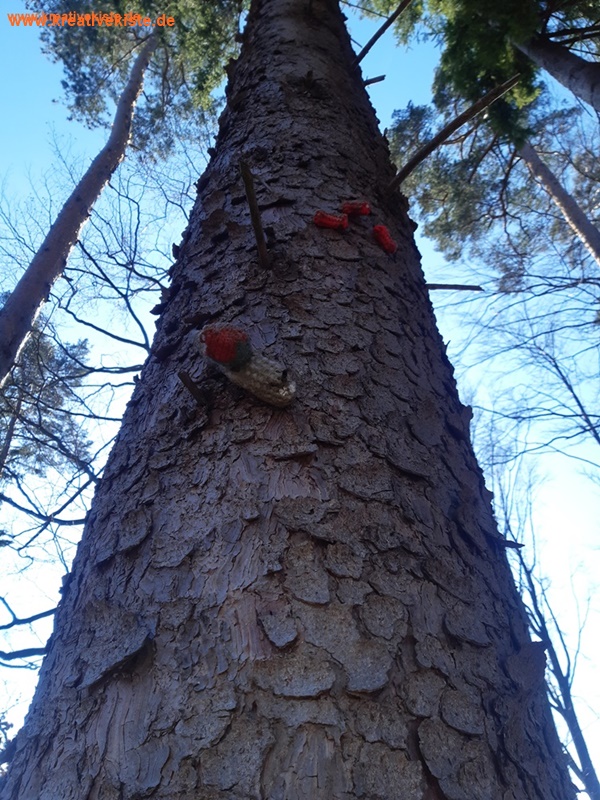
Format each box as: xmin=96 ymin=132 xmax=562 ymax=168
xmin=25 ymin=0 xmax=246 ymax=150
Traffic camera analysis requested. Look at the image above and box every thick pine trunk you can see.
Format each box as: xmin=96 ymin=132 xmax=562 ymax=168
xmin=0 ymin=34 xmax=157 ymax=390
xmin=519 ymin=139 xmax=600 ymax=268
xmin=513 ymin=35 xmax=600 ymax=113
xmin=1 ymin=1 xmax=575 ymax=798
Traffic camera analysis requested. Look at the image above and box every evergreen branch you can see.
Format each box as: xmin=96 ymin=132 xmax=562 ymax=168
xmin=386 ymin=74 xmax=521 ymax=194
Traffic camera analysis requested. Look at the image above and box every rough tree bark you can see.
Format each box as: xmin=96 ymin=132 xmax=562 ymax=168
xmin=518 ymin=139 xmax=600 ymax=269
xmin=1 ymin=0 xmax=575 ymax=798
xmin=513 ymin=35 xmax=600 ymax=113
xmin=0 ymin=34 xmax=157 ymax=390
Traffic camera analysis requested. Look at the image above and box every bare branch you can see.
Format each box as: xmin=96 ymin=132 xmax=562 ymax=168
xmin=352 ymin=0 xmax=414 ymax=68
xmin=0 ymin=647 xmax=47 ymax=663
xmin=387 ymin=74 xmax=521 ymax=194
xmin=426 ymin=283 xmax=484 ymax=291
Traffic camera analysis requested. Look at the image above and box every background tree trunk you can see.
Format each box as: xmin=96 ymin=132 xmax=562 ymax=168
xmin=514 ymin=35 xmax=600 ymax=113
xmin=0 ymin=0 xmax=575 ymax=798
xmin=0 ymin=34 xmax=157 ymax=389
xmin=0 ymin=388 xmax=22 ymax=480
xmin=518 ymin=139 xmax=600 ymax=268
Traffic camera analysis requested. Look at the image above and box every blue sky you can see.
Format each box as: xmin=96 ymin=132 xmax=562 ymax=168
xmin=1 ymin=3 xmax=104 ymax=195
xmin=0 ymin=0 xmax=438 ymax=196
xmin=1 ymin=0 xmax=599 ymax=782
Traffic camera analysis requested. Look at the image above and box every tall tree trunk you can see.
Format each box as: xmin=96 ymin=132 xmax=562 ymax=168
xmin=0 ymin=386 xmax=23 ymax=481
xmin=0 ymin=1 xmax=575 ymax=798
xmin=513 ymin=35 xmax=600 ymax=113
xmin=0 ymin=34 xmax=157 ymax=390
xmin=518 ymin=139 xmax=600 ymax=268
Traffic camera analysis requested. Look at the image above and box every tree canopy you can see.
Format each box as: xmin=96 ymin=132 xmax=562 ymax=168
xmin=25 ymin=0 xmax=245 ymax=149
xmin=370 ymin=0 xmax=600 ymax=133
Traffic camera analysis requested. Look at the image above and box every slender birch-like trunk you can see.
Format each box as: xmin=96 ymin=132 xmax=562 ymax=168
xmin=0 ymin=388 xmax=22 ymax=481
xmin=519 ymin=139 xmax=600 ymax=268
xmin=0 ymin=34 xmax=157 ymax=389
xmin=514 ymin=35 xmax=600 ymax=113
xmin=0 ymin=1 xmax=575 ymax=798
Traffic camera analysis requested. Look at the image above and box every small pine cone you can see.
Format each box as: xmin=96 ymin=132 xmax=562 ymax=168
xmin=222 ymin=353 xmax=296 ymax=407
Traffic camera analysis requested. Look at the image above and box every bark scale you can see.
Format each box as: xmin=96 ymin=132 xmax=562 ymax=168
xmin=518 ymin=139 xmax=600 ymax=269
xmin=514 ymin=35 xmax=600 ymax=113
xmin=0 ymin=34 xmax=158 ymax=389
xmin=1 ymin=1 xmax=575 ymax=798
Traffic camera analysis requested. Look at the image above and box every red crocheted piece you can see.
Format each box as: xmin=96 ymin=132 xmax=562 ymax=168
xmin=201 ymin=325 xmax=250 ymax=365
xmin=341 ymin=201 xmax=371 ymax=216
xmin=314 ymin=210 xmax=349 ymax=230
xmin=373 ymin=225 xmax=397 ymax=254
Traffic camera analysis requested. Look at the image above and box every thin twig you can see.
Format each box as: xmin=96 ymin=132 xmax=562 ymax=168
xmin=352 ymin=0 xmax=414 ymax=68
xmin=178 ymin=370 xmax=211 ymax=408
xmin=364 ymin=74 xmax=386 ymax=86
xmin=426 ymin=283 xmax=484 ymax=291
xmin=239 ymin=160 xmax=270 ymax=269
xmin=386 ymin=74 xmax=521 ymax=194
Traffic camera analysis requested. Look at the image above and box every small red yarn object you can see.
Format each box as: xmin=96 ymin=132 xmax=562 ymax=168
xmin=313 ymin=210 xmax=349 ymax=231
xmin=201 ymin=325 xmax=250 ymax=365
xmin=341 ymin=201 xmax=371 ymax=216
xmin=373 ymin=224 xmax=397 ymax=254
